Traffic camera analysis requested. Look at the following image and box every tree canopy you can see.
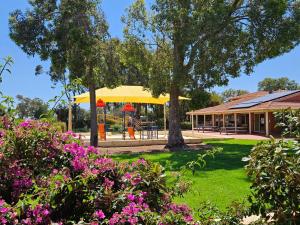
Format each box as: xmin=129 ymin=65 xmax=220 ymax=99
xmin=221 ymin=89 xmax=249 ymax=102
xmin=189 ymin=89 xmax=222 ymax=110
xmin=258 ymin=77 xmax=299 ymax=92
xmin=16 ymin=95 xmax=49 ymax=119
xmin=123 ymin=0 xmax=300 ymax=148
xmin=9 ymin=0 xmax=119 ymax=146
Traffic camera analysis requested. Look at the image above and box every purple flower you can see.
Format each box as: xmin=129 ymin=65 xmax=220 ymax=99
xmin=65 ymin=130 xmax=77 ymax=137
xmin=123 ymin=172 xmax=132 ymax=180
xmin=42 ymin=209 xmax=50 ymax=216
xmin=109 ymin=213 xmax=120 ymax=225
xmin=19 ymin=120 xmax=32 ymax=128
xmin=71 ymin=156 xmax=87 ymax=171
xmin=103 ymin=178 xmax=114 ymax=188
xmin=131 ymin=175 xmax=142 ymax=186
xmin=0 ymin=207 xmax=9 ymax=213
xmin=0 ymin=130 xmax=5 ymax=138
xmin=1 ymin=218 xmax=7 ymax=224
xmin=87 ymin=146 xmax=98 ymax=154
xmin=127 ymin=194 xmax=135 ymax=202
xmin=94 ymin=210 xmax=105 ymax=219
xmin=137 ymin=158 xmax=147 ymax=165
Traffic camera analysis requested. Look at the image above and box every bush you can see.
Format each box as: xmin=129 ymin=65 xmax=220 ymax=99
xmin=274 ymin=108 xmax=300 ymax=138
xmin=0 ymin=116 xmax=196 ymax=224
xmin=244 ymin=138 xmax=300 ymax=224
xmin=180 ymin=121 xmax=192 ymax=130
xmin=52 ymin=121 xmax=67 ymax=132
xmin=196 ymin=201 xmax=248 ymax=225
xmin=111 ymin=124 xmax=123 ymax=133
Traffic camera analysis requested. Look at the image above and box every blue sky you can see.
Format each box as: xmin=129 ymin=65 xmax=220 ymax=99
xmin=1 ymin=0 xmax=300 ymax=104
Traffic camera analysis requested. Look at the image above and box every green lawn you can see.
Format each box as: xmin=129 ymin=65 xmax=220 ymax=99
xmin=113 ymin=139 xmax=259 ymax=211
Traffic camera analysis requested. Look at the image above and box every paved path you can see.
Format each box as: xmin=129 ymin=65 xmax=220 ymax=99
xmin=182 ymin=130 xmax=270 ymax=140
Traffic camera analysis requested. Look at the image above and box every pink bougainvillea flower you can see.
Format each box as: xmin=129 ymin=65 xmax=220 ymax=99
xmin=127 ymin=194 xmax=135 ymax=202
xmin=87 ymin=146 xmax=98 ymax=154
xmin=71 ymin=156 xmax=87 ymax=171
xmin=123 ymin=172 xmax=132 ymax=180
xmin=131 ymin=175 xmax=142 ymax=186
xmin=65 ymin=130 xmax=77 ymax=137
xmin=103 ymin=178 xmax=114 ymax=188
xmin=91 ymin=222 xmax=99 ymax=225
xmin=0 ymin=130 xmax=5 ymax=138
xmin=0 ymin=217 xmax=7 ymax=224
xmin=42 ymin=209 xmax=50 ymax=216
xmin=19 ymin=120 xmax=32 ymax=128
xmin=137 ymin=158 xmax=147 ymax=165
xmin=94 ymin=209 xmax=105 ymax=219
xmin=0 ymin=207 xmax=9 ymax=213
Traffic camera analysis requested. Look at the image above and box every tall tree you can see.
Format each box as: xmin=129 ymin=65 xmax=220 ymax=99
xmin=221 ymin=88 xmax=249 ymax=102
xmin=118 ymin=37 xmax=151 ymax=85
xmin=189 ymin=89 xmax=222 ymax=110
xmin=258 ymin=77 xmax=299 ymax=92
xmin=9 ymin=0 xmax=117 ymax=146
xmin=123 ymin=0 xmax=300 ymax=148
xmin=16 ymin=95 xmax=49 ymax=119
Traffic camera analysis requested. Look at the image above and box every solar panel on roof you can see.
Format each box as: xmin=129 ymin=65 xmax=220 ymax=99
xmin=230 ymin=90 xmax=299 ymax=109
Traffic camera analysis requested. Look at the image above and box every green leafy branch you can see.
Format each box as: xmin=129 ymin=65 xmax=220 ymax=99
xmin=0 ymin=56 xmax=14 ymax=116
xmin=0 ymin=56 xmax=13 ymax=82
xmin=182 ymin=147 xmax=223 ymax=175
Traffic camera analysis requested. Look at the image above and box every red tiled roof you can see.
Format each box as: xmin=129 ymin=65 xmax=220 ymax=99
xmin=187 ymin=91 xmax=300 ymax=115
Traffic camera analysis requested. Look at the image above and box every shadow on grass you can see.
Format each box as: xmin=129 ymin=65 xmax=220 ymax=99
xmin=113 ymin=141 xmax=256 ymax=172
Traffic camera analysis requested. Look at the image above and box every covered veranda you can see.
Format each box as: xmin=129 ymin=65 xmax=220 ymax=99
xmin=188 ymin=110 xmax=273 ymax=137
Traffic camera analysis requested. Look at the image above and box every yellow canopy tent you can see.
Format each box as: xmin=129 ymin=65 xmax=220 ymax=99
xmin=73 ymin=85 xmax=190 ymax=137
xmin=74 ymin=85 xmax=189 ymax=104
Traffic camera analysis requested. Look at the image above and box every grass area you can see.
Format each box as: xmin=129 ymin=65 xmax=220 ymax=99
xmin=112 ymin=139 xmax=259 ymax=211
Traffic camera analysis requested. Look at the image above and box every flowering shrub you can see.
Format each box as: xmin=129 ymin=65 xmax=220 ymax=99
xmin=0 ymin=116 xmax=196 ymax=224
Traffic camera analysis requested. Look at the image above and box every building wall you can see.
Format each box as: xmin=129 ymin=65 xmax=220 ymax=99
xmin=269 ymin=112 xmax=281 ymax=135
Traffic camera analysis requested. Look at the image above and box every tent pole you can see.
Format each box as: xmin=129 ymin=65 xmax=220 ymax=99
xmin=164 ymin=103 xmax=167 ymax=138
xmin=68 ymin=101 xmax=72 ymax=131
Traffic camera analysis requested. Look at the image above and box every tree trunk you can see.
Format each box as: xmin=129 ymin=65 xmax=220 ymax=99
xmin=68 ymin=101 xmax=72 ymax=131
xmin=89 ymin=80 xmax=98 ymax=147
xmin=166 ymin=83 xmax=185 ymax=149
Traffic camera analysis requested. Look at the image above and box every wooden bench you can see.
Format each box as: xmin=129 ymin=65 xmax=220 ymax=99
xmin=220 ymin=127 xmax=249 ymax=135
xmin=195 ymin=126 xmax=220 ymax=133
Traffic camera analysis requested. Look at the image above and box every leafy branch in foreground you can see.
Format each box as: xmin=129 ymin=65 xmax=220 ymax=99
xmin=0 ymin=56 xmax=14 ymax=117
xmin=183 ymin=147 xmax=223 ymax=175
xmin=0 ymin=56 xmax=13 ymax=82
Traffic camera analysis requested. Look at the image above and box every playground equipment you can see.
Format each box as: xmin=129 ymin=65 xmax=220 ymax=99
xmin=96 ymin=99 xmax=106 ymax=141
xmin=121 ymin=103 xmax=136 ymax=140
xmin=74 ymin=85 xmax=190 ymax=138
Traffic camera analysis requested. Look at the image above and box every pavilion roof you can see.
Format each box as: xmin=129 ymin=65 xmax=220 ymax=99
xmin=187 ymin=90 xmax=300 ymax=115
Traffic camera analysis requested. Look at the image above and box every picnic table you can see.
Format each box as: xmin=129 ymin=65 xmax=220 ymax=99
xmin=194 ymin=125 xmax=220 ymax=133
xmin=140 ymin=121 xmax=159 ymax=139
